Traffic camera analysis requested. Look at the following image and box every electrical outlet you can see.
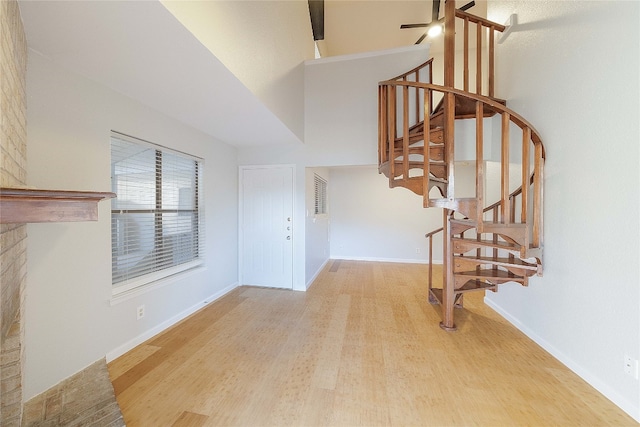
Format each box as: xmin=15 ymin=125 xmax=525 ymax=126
xmin=416 ymin=248 xmax=421 ymax=254
xmin=137 ymin=305 xmax=145 ymax=320
xmin=624 ymin=355 xmax=633 ymax=376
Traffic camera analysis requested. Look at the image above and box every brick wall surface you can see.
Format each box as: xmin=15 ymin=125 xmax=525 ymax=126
xmin=0 ymin=0 xmax=27 ymax=189
xmin=0 ymin=224 xmax=27 ymax=339
xmin=1 ymin=0 xmax=28 ymax=425
xmin=1 ymin=319 xmax=22 ymax=426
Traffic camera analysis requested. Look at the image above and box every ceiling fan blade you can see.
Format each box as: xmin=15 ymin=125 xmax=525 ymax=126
xmin=401 ymin=23 xmax=430 ymax=29
xmin=459 ymin=1 xmax=475 ymax=12
xmin=432 ymin=0 xmax=441 ymax=21
xmin=405 ymin=0 xmax=470 ymax=42
xmin=421 ymin=0 xmax=440 ymax=43
xmin=402 ymin=0 xmax=441 ymax=32
xmin=308 ymin=0 xmax=324 ymax=41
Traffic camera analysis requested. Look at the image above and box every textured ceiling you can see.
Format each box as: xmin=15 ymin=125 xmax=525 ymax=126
xmin=320 ymin=0 xmax=487 ymax=57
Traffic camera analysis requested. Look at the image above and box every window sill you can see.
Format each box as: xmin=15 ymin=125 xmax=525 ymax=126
xmin=110 ymin=261 xmax=204 ymax=305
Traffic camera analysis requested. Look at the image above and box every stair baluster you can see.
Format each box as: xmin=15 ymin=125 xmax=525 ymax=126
xmin=379 ymin=0 xmax=545 ymax=330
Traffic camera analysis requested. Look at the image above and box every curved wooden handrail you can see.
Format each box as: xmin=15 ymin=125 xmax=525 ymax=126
xmin=454 ymin=9 xmax=506 ymax=31
xmin=482 ymin=174 xmax=535 ymax=214
xmin=389 ymin=58 xmax=434 ymax=82
xmin=425 ymin=227 xmax=444 ymax=238
xmin=379 ymin=80 xmax=545 ymax=156
xmin=381 ymin=78 xmax=545 ymax=252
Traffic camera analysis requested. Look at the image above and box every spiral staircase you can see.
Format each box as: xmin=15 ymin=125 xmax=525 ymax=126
xmin=378 ymin=1 xmax=545 ymax=331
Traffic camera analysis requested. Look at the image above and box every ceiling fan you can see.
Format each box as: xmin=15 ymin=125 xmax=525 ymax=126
xmin=401 ymin=0 xmax=475 ymax=44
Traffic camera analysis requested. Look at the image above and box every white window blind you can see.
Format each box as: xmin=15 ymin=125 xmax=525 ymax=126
xmin=314 ymin=174 xmax=327 ymax=215
xmin=110 ymin=132 xmax=204 ymax=292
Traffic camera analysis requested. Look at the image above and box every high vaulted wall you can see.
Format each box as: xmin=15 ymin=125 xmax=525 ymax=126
xmin=486 ymin=0 xmax=640 ymax=421
xmin=161 ymin=0 xmax=315 ymax=142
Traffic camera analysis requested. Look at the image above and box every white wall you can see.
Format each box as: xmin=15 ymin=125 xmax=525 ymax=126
xmin=328 ymin=163 xmax=482 ymax=264
xmin=303 ymin=46 xmax=444 ymax=268
xmin=304 ymin=46 xmax=430 ymax=167
xmin=302 ymin=43 xmax=506 ymax=270
xmin=162 ymin=0 xmax=314 ymax=141
xmin=329 ymin=166 xmax=443 ymax=263
xmin=487 ymin=1 xmax=640 ymax=420
xmin=238 ymin=47 xmax=436 ymax=290
xmin=305 ymin=167 xmax=330 ymax=287
xmin=24 ymin=51 xmax=239 ymax=400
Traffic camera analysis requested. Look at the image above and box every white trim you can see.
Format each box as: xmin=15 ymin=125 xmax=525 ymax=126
xmin=484 ymin=297 xmax=640 ymax=423
xmin=305 ymin=44 xmax=430 ymax=66
xmin=305 ymin=258 xmax=329 ymax=290
xmin=330 ymin=256 xmax=439 ymax=265
xmin=111 ymin=130 xmax=203 ymax=161
xmin=106 ymin=281 xmax=238 ymax=362
xmin=111 ymin=261 xmax=203 ymax=301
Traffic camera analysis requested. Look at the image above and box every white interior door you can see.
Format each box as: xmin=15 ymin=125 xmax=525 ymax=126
xmin=240 ymin=166 xmax=294 ymax=289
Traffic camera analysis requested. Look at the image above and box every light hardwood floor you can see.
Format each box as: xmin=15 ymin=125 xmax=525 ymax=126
xmin=108 ymin=261 xmax=637 ymax=426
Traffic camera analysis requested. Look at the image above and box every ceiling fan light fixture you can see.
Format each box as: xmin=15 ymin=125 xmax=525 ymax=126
xmin=427 ymin=23 xmax=443 ymax=38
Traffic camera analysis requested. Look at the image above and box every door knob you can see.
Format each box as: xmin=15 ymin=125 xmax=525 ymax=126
xmin=286 ymin=236 xmax=291 ymax=240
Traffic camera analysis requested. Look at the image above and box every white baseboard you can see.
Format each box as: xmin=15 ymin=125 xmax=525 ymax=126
xmin=331 ymin=256 xmax=442 ymax=265
xmin=106 ymin=282 xmax=238 ymax=362
xmin=306 ymin=258 xmax=330 ymax=290
xmin=484 ymin=297 xmax=640 ymax=423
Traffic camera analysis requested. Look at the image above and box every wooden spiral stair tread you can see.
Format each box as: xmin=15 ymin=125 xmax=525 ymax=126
xmin=454 ymin=256 xmax=538 ymax=270
xmin=378 ymin=3 xmax=544 ymax=330
xmin=454 ymin=268 xmax=525 ymax=283
xmin=452 ymin=237 xmax=523 ymax=255
xmin=454 ymin=279 xmax=497 ymax=293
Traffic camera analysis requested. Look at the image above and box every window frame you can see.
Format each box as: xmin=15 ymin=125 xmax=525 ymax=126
xmin=314 ymin=174 xmax=328 ymax=216
xmin=110 ymin=132 xmax=204 ymax=297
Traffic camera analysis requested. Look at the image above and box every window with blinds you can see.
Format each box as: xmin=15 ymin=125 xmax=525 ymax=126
xmin=314 ymin=174 xmax=327 ymax=215
xmin=110 ymin=132 xmax=204 ymax=294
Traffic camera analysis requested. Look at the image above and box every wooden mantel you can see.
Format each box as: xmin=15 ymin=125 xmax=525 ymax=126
xmin=0 ymin=188 xmax=116 ymax=224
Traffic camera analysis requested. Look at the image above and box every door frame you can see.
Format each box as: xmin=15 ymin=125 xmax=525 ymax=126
xmin=238 ymin=164 xmax=296 ymax=289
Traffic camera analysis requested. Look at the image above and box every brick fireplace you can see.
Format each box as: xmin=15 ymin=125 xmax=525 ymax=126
xmin=1 ymin=3 xmax=123 ymax=425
